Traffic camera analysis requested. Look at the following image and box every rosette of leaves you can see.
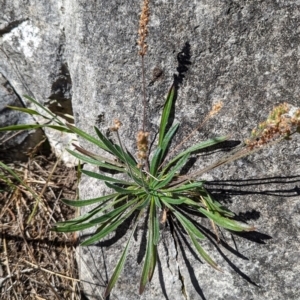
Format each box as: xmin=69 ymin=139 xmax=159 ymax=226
xmin=44 ymin=85 xmax=253 ymax=296
xmin=0 ymin=88 xmax=254 ymax=296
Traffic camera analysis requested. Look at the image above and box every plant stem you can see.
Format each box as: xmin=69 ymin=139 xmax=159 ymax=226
xmin=141 ymin=55 xmax=147 ymax=132
xmin=115 ymin=130 xmax=136 ymax=182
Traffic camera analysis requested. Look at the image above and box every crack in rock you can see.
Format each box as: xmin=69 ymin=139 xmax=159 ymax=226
xmin=0 ymin=18 xmax=28 ymax=36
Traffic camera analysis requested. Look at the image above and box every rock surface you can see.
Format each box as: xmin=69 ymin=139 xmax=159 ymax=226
xmin=0 ymin=0 xmax=75 ymax=163
xmin=1 ymin=0 xmax=300 ymax=299
xmin=0 ymin=72 xmax=32 ymax=157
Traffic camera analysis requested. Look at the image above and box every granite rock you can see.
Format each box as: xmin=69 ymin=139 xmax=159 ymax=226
xmin=1 ymin=0 xmax=300 ymax=299
xmin=0 ymin=0 xmax=75 ymax=164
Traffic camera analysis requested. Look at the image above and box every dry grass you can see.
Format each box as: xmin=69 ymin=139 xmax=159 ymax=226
xmin=0 ymin=152 xmax=81 ymax=300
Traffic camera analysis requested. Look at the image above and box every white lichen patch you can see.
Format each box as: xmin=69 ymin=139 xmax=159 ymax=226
xmin=2 ymin=20 xmax=42 ymax=58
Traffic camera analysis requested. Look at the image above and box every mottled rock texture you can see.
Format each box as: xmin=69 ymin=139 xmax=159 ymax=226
xmin=1 ymin=0 xmax=300 ymax=299
xmin=0 ymin=0 xmax=74 ymax=162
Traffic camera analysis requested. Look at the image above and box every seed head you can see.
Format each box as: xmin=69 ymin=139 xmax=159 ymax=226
xmin=208 ymin=101 xmax=223 ymax=118
xmin=136 ymin=130 xmax=149 ymax=160
xmin=110 ymin=119 xmax=122 ymax=131
xmin=137 ymin=0 xmax=150 ymax=56
xmin=246 ymin=103 xmax=300 ymax=149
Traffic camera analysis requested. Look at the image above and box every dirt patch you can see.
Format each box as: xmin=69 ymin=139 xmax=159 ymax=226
xmin=0 ymin=152 xmax=81 ymax=300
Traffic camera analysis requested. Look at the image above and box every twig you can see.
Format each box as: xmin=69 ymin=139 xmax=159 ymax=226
xmin=3 ymin=235 xmax=18 ymax=298
xmin=23 ymin=260 xmax=80 ymax=282
xmin=27 ymin=154 xmax=61 ymax=224
xmin=17 ymin=219 xmax=61 ymax=299
xmin=0 ymin=268 xmax=34 ymax=287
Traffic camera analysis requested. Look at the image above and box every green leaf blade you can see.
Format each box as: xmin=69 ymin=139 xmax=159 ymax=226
xmin=161 ymin=196 xmax=185 ymax=205
xmin=150 ymin=123 xmax=179 ymax=176
xmin=105 ymin=210 xmax=144 ymax=297
xmin=164 ymin=136 xmax=229 ymax=172
xmin=105 ymin=181 xmax=141 ymax=194
xmin=199 ymin=208 xmax=255 ymax=232
xmin=66 ymin=124 xmax=109 ymax=152
xmin=158 ymin=84 xmax=175 ymax=146
xmin=66 ymin=149 xmax=126 ymax=172
xmin=139 ymin=198 xmax=156 ymax=294
xmin=61 ymin=193 xmax=118 ymax=207
xmin=94 ymin=126 xmax=123 ymax=158
xmin=81 ymin=199 xmax=140 ymax=246
xmin=81 ymin=169 xmax=134 ymax=185
xmin=154 ymin=153 xmax=189 ymax=189
xmin=164 ymin=181 xmax=204 ymax=193
xmin=189 ymin=234 xmax=220 ymax=271
xmin=172 ymin=209 xmax=205 ymax=240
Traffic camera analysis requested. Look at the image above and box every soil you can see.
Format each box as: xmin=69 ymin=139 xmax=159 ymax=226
xmin=0 ymin=149 xmax=81 ymax=300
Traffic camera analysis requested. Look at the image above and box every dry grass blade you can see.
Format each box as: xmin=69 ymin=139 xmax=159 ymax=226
xmin=0 ymin=153 xmax=81 ymax=299
xmin=23 ymin=260 xmax=80 ymax=282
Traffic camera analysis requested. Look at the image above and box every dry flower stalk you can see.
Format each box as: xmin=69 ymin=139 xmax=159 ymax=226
xmin=137 ymin=0 xmax=150 ymax=56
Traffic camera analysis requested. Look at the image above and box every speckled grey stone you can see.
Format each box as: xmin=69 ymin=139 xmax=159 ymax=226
xmin=0 ymin=0 xmax=74 ymax=162
xmin=1 ymin=0 xmax=300 ymax=299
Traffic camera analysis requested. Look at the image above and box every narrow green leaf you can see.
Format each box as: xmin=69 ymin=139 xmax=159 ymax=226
xmin=199 ymin=208 xmax=255 ymax=232
xmin=80 ymin=218 xmax=124 ymax=246
xmin=53 ymin=220 xmax=102 ymax=232
xmin=105 ymin=181 xmax=141 ymax=194
xmin=61 ymin=193 xmax=118 ymax=207
xmin=172 ymin=209 xmax=205 ymax=240
xmin=88 ymin=199 xmax=136 ymax=225
xmin=81 ymin=169 xmax=134 ymax=185
xmin=189 ymin=233 xmax=220 ymax=271
xmin=23 ymin=95 xmax=61 ymax=121
xmin=158 ymin=123 xmax=179 ymax=167
xmin=72 ymin=144 xmax=125 ymax=167
xmin=169 ymin=205 xmax=219 ymax=270
xmin=55 ymin=195 xmax=126 ymax=227
xmin=163 ymin=181 xmax=203 ymax=193
xmin=66 ymin=124 xmax=109 ymax=152
xmin=152 ymin=198 xmax=160 ymax=245
xmin=113 ymin=143 xmax=138 ymax=168
xmin=163 ymin=136 xmax=229 ymax=172
xmin=135 ymin=196 xmax=151 ymax=210
xmin=161 ymin=196 xmax=185 ymax=205
xmin=154 ymin=153 xmax=189 ymax=189
xmin=54 ymin=205 xmax=107 ymax=227
xmin=149 ymin=147 xmax=162 ymax=176
xmin=105 ymin=209 xmax=144 ymax=297
xmin=199 ymin=190 xmax=234 ymax=217
xmin=139 ymin=239 xmax=152 ymax=294
xmin=94 ymin=126 xmax=124 ymax=158
xmin=81 ymin=200 xmax=141 ymax=246
xmin=6 ymin=106 xmax=49 ymax=118
xmin=66 ymin=149 xmax=125 ymax=172
xmin=46 ymin=125 xmax=73 ymax=132
xmin=160 ymin=123 xmax=179 ymax=154
xmin=158 ymin=84 xmax=175 ymax=146
xmin=0 ymin=123 xmax=72 ymax=133
xmin=94 ymin=128 xmax=139 ymax=173
xmin=139 ymin=198 xmax=155 ymax=294
xmin=148 ymin=244 xmax=157 ymax=282
xmin=154 ymin=196 xmax=162 ymax=209
xmin=150 ymin=123 xmax=179 ymax=176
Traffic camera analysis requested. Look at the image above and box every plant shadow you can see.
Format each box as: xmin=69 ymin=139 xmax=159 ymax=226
xmin=79 ymin=155 xmax=300 ymax=298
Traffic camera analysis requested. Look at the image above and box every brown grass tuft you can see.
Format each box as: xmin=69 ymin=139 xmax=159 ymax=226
xmin=0 ymin=153 xmax=81 ymax=299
